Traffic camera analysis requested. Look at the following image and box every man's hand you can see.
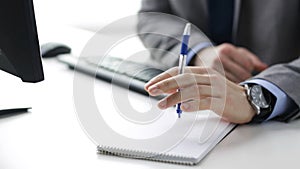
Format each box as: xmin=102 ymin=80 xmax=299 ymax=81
xmin=145 ymin=67 xmax=256 ymax=124
xmin=191 ymin=43 xmax=268 ymax=83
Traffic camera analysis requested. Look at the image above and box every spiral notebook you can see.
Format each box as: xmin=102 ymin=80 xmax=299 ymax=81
xmin=96 ymin=110 xmax=236 ymax=165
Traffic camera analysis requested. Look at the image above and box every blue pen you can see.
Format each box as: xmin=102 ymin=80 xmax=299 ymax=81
xmin=176 ymin=23 xmax=191 ymax=118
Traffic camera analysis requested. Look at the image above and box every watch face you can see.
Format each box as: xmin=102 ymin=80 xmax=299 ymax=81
xmin=250 ymin=85 xmax=269 ymax=108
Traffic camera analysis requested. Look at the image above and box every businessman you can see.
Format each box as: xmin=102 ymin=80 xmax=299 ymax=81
xmin=138 ymin=0 xmax=300 ymax=123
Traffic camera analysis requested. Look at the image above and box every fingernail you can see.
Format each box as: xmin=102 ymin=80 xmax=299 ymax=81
xmin=144 ymin=83 xmax=151 ymax=90
xmin=145 ymin=80 xmax=152 ymax=86
xmin=182 ymin=103 xmax=190 ymax=110
xmin=149 ymin=86 xmax=162 ymax=95
xmin=158 ymin=100 xmax=167 ymax=109
xmin=145 ymin=78 xmax=155 ymax=86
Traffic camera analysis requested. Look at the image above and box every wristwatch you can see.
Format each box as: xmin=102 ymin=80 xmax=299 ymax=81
xmin=243 ymin=84 xmax=274 ymax=122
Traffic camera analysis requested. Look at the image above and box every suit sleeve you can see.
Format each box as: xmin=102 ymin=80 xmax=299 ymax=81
xmin=137 ymin=0 xmax=211 ymax=69
xmin=254 ymin=57 xmax=300 ymax=121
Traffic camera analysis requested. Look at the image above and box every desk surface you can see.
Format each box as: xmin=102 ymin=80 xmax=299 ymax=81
xmin=0 ymin=26 xmax=299 ymax=169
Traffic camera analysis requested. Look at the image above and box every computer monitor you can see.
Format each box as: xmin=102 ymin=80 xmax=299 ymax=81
xmin=0 ymin=0 xmax=44 ymax=82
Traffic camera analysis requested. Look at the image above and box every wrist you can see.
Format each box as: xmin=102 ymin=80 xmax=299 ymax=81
xmin=225 ymin=84 xmax=256 ymax=124
xmin=245 ymin=101 xmax=257 ymax=123
xmin=241 ymin=86 xmax=257 ymax=123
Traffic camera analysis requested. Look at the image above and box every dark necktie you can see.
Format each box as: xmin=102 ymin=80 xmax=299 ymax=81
xmin=208 ymin=0 xmax=235 ymax=44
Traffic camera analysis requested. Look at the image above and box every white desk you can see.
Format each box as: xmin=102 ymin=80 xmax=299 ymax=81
xmin=0 ymin=26 xmax=299 ymax=169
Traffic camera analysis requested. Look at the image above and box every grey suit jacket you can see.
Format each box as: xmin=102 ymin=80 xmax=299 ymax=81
xmin=137 ymin=0 xmax=300 ymax=120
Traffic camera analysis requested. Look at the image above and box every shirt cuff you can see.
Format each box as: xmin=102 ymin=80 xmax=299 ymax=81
xmin=242 ymin=78 xmax=296 ymax=121
xmin=186 ymin=42 xmax=212 ymax=65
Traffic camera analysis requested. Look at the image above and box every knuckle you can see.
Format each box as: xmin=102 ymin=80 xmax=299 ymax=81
xmin=238 ymin=47 xmax=247 ymax=53
xmin=160 ymin=80 xmax=171 ymax=88
xmin=218 ymin=43 xmax=233 ymax=54
xmin=167 ymin=67 xmax=178 ymax=76
xmin=209 ymin=74 xmax=219 ymax=81
xmin=220 ymin=43 xmax=232 ymax=48
xmin=203 ymin=66 xmax=213 ymax=72
xmin=155 ymin=75 xmax=164 ymax=81
xmin=239 ymin=48 xmax=252 ymax=59
xmin=214 ymin=56 xmax=223 ymax=66
xmin=185 ymin=73 xmax=195 ymax=81
xmin=170 ymin=66 xmax=178 ymax=72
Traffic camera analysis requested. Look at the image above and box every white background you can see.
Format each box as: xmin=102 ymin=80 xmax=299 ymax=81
xmin=34 ymin=0 xmax=142 ymax=31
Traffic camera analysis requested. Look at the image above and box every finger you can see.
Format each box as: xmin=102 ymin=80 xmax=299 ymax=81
xmin=157 ymin=85 xmax=215 ymax=109
xmin=221 ymin=46 xmax=255 ymax=72
xmin=148 ymin=74 xmax=211 ymax=96
xmin=237 ymin=48 xmax=268 ymax=72
xmin=181 ymin=98 xmax=213 ymax=112
xmin=220 ymin=55 xmax=252 ymax=81
xmin=145 ymin=67 xmax=212 ymax=90
xmin=224 ymin=71 xmax=241 ymax=83
xmin=144 ymin=67 xmax=178 ymax=91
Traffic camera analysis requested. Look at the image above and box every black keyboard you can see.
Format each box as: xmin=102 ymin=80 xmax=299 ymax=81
xmin=57 ymin=55 xmax=164 ymax=96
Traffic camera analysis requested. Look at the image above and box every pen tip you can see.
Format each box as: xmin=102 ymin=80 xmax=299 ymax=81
xmin=177 ymin=110 xmax=182 ymax=118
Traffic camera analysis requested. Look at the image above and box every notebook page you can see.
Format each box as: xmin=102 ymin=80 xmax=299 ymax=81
xmin=98 ymin=109 xmax=234 ymax=163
